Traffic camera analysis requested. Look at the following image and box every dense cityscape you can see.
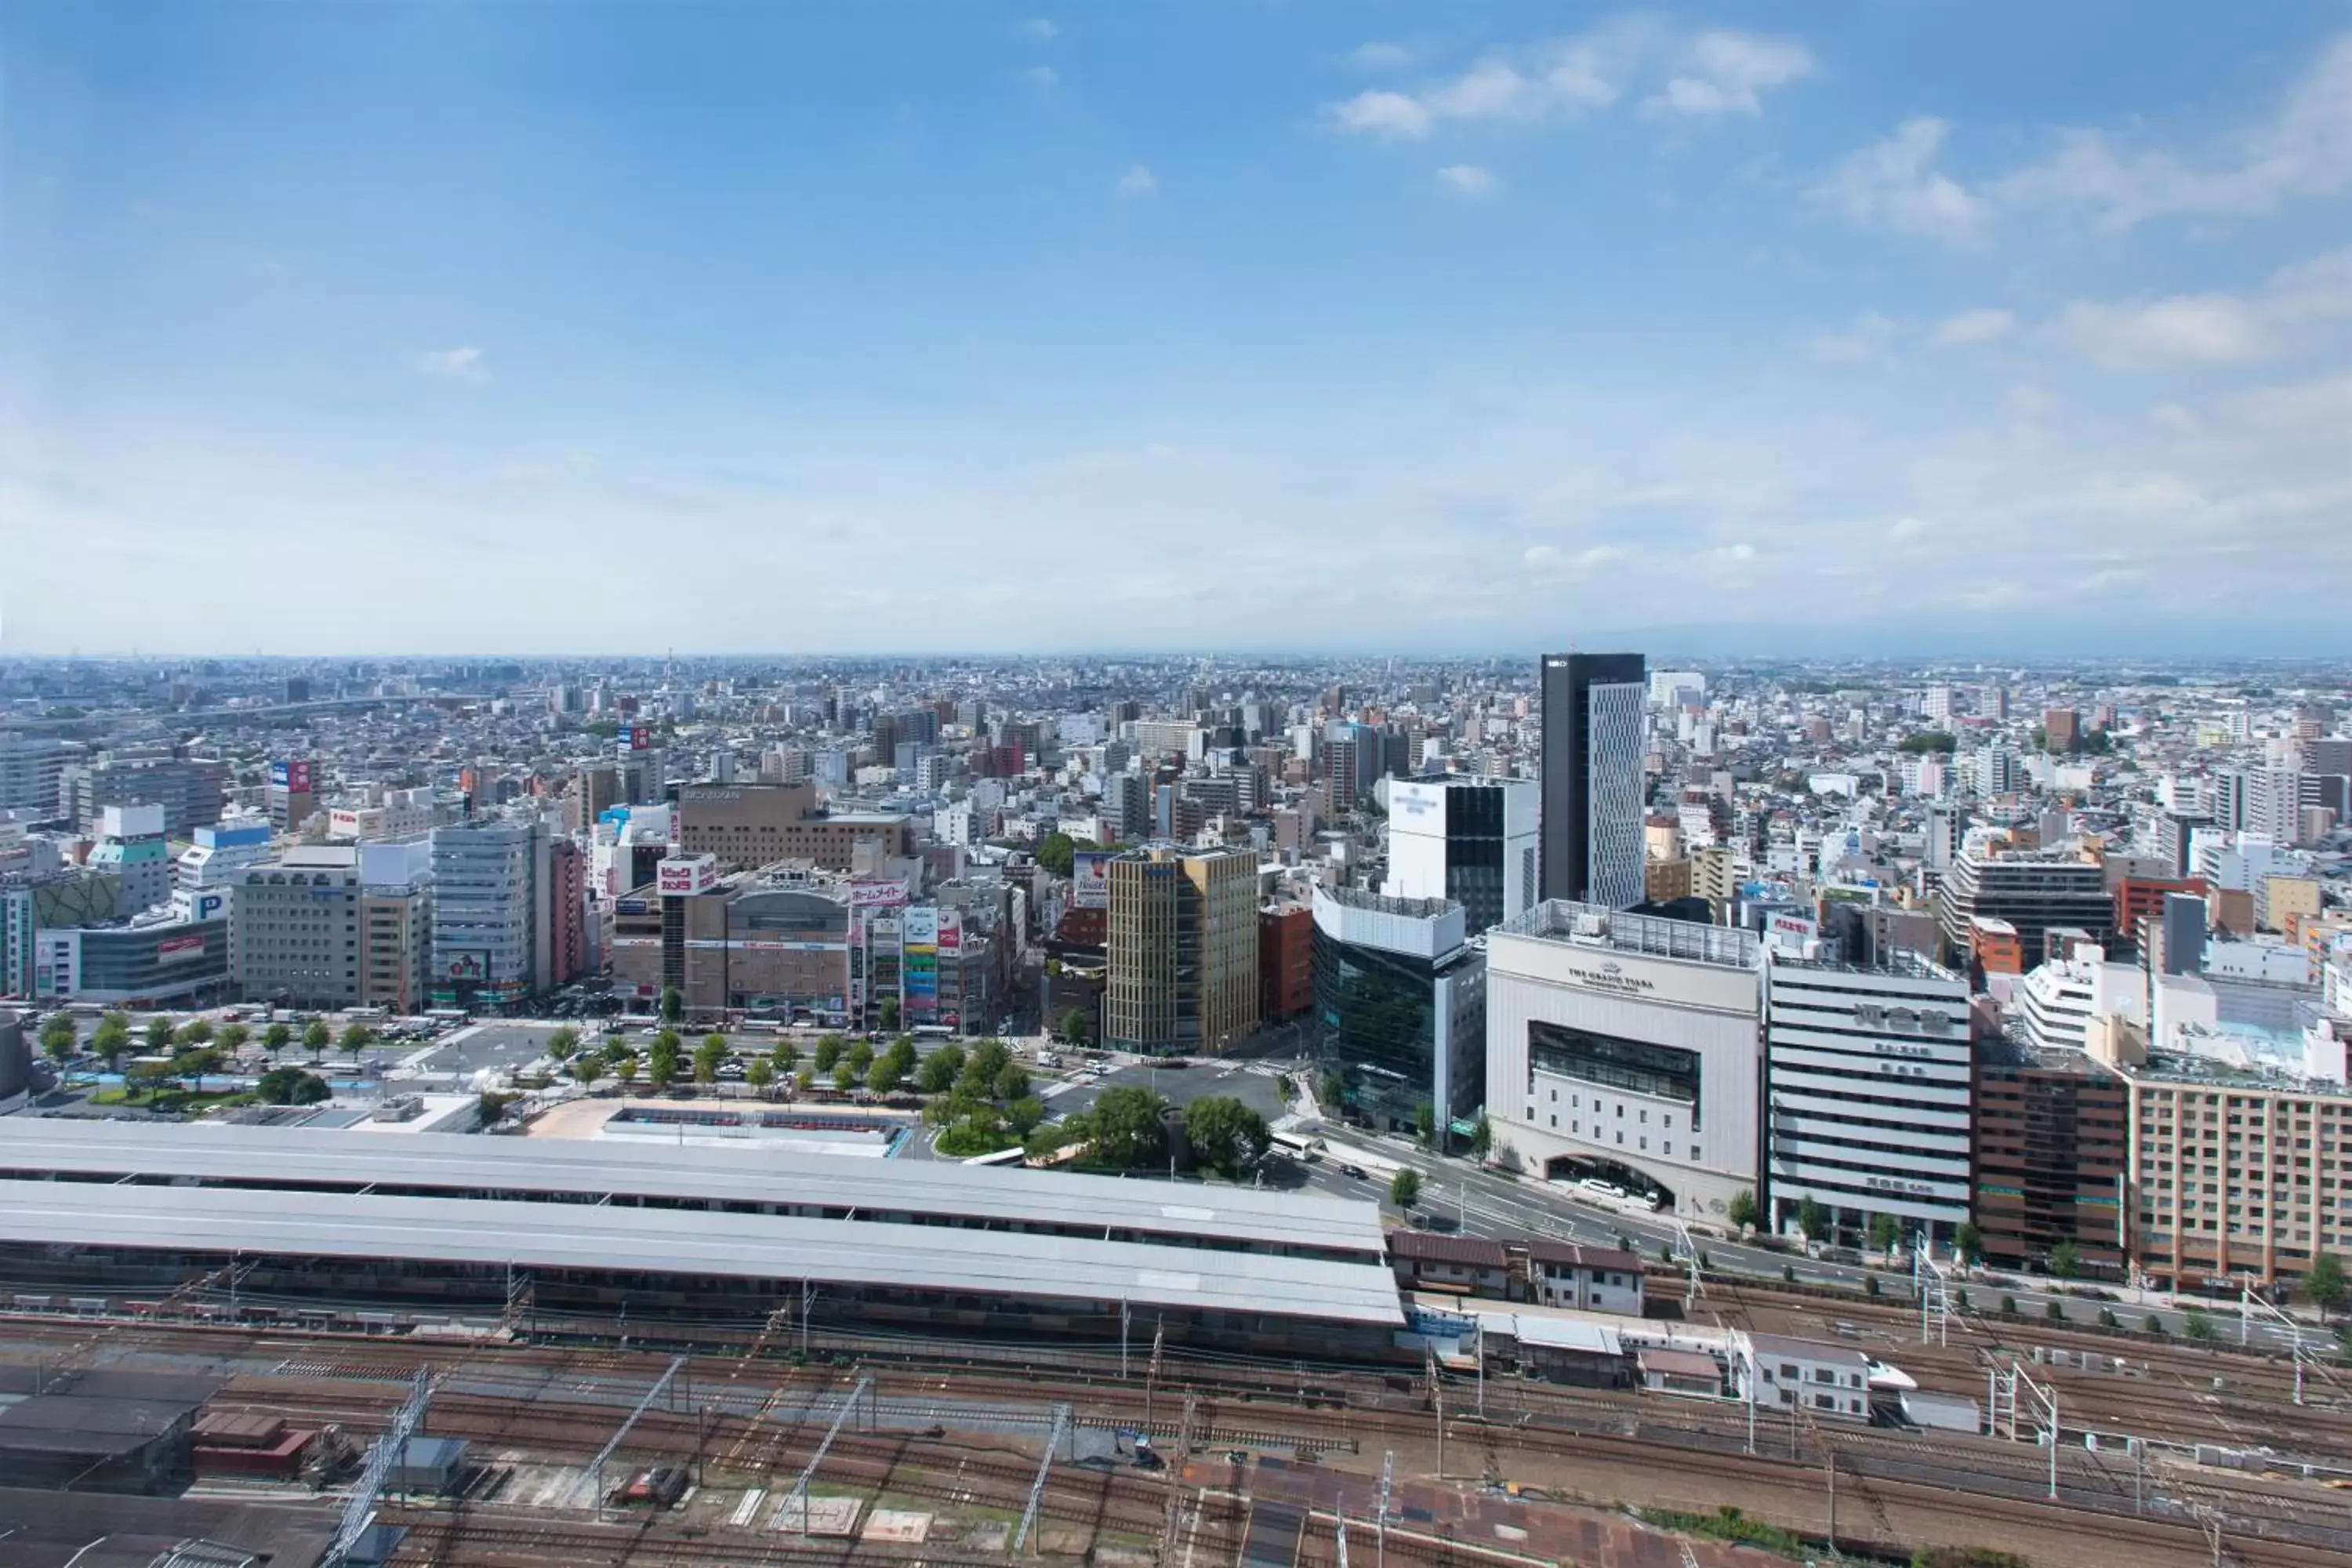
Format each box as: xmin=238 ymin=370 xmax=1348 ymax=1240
xmin=7 ymin=1 xmax=2352 ymax=1564
xmin=2 ymin=649 xmax=2350 ymax=1566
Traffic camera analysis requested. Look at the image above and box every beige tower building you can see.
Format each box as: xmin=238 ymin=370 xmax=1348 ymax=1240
xmin=1105 ymin=846 xmax=1260 ymax=1054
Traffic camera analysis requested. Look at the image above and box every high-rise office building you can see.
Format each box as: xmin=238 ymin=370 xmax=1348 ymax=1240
xmin=1102 ymin=846 xmax=1259 ymax=1054
xmin=1539 ymin=652 xmax=1647 ymax=909
xmin=1310 ymin=887 xmax=1486 ymax=1134
xmin=1936 ymin=849 xmax=2112 ymax=970
xmin=429 ymin=816 xmax=552 ymax=1011
xmin=237 ymin=846 xmax=365 ymax=1009
xmin=358 ymin=840 xmax=434 ymax=1015
xmin=1382 ymin=775 xmax=1537 ymax=936
xmin=1762 ymin=948 xmax=1973 ymax=1246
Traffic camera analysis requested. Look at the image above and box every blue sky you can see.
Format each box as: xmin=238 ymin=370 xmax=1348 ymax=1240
xmin=3 ymin=2 xmax=2349 ymax=656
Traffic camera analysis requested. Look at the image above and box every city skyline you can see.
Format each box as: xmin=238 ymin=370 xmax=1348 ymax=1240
xmin=5 ymin=3 xmax=2350 ymax=655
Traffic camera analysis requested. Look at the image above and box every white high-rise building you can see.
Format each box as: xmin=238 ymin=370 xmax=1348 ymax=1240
xmin=1763 ymin=949 xmax=1973 ymax=1243
xmin=1382 ymin=775 xmax=1537 ymax=936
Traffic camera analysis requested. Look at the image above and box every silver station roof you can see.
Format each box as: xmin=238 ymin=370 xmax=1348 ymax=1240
xmin=0 ymin=1119 xmax=1386 ymax=1256
xmin=0 ymin=1178 xmax=1405 ymax=1326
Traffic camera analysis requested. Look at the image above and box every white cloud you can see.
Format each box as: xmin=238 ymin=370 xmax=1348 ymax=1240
xmin=1809 ymin=311 xmax=1897 ymax=364
xmin=2149 ymin=403 xmax=2200 ymax=434
xmin=416 ymin=347 xmax=488 ymax=383
xmin=1325 ymin=21 xmax=1812 ymax=139
xmin=1888 ymin=516 xmax=1934 ymax=542
xmin=1929 ymin=308 xmax=2014 ymax=347
xmin=1698 ymin=542 xmax=1759 ymax=569
xmin=2049 ymin=245 xmax=2352 ymax=369
xmin=2057 ymin=296 xmax=2270 ymax=370
xmin=1020 ymin=18 xmax=1057 ymax=41
xmin=1642 ymin=29 xmax=1817 ymax=118
xmin=1524 ymin=543 xmax=1627 ymax=572
xmin=1812 ymin=118 xmax=1988 ymax=244
xmin=1329 ymin=89 xmax=1433 ymax=138
xmin=1437 ymin=164 xmax=1496 ymax=195
xmin=1115 ymin=164 xmax=1157 ymax=198
xmin=1024 ymin=65 xmax=1058 ymax=89
xmin=1345 ymin=42 xmax=1414 ymax=72
xmin=1996 ymin=34 xmax=2352 ymax=227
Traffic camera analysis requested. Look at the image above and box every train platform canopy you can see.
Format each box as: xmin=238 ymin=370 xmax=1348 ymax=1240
xmin=0 ymin=1118 xmax=1383 ymax=1262
xmin=0 ymin=1178 xmax=1407 ymax=1327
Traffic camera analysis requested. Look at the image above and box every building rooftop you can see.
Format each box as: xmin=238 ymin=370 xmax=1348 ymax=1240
xmin=1496 ymin=899 xmax=1759 ymax=969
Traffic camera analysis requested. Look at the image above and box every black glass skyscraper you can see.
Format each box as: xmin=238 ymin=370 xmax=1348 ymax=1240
xmin=1539 ymin=652 xmax=1647 ymax=908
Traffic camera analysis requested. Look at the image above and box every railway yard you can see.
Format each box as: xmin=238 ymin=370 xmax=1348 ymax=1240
xmin=5 ymin=1274 xmax=2350 ymax=1568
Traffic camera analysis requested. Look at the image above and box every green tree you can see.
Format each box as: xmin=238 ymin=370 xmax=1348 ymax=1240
xmin=694 ymin=1034 xmax=728 ymax=1084
xmin=611 ymin=1050 xmax=639 ymax=1084
xmin=176 ymin=1018 xmax=214 ymax=1048
xmin=125 ymin=1057 xmax=178 ymax=1104
xmin=173 ymin=1047 xmax=220 ymax=1095
xmin=1036 ymin=831 xmax=1076 ymax=878
xmin=257 ymin=1065 xmax=332 ymax=1105
xmin=217 ymin=1022 xmax=251 ymax=1058
xmin=846 ymin=1040 xmax=876 ymax=1073
xmin=1468 ymin=1114 xmax=1493 ymax=1161
xmin=876 ymin=996 xmax=901 ymax=1032
xmin=261 ymin=1022 xmax=292 ymax=1062
xmin=916 ymin=1044 xmax=963 ymax=1094
xmin=303 ymin=1020 xmax=331 ymax=1062
xmin=90 ymin=1022 xmax=129 ymax=1073
xmin=1184 ymin=1095 xmax=1271 ymax=1177
xmin=660 ymin=985 xmax=683 ymax=1025
xmin=832 ymin=1061 xmax=858 ymax=1092
xmin=1388 ymin=1167 xmax=1422 ymax=1210
xmin=646 ymin=1036 xmax=679 ymax=1091
xmin=1953 ymin=1221 xmax=1983 ymax=1267
xmin=1897 ymin=732 xmax=1957 ymax=754
xmin=747 ymin=1057 xmax=775 ymax=1095
xmin=2183 ymin=1308 xmax=2216 ymax=1341
xmin=1057 ymin=1006 xmax=1092 ymax=1044
xmin=1796 ymin=1194 xmax=1829 ymax=1243
xmin=770 ymin=1038 xmax=800 ymax=1074
xmin=969 ymin=1038 xmax=1011 ymax=1080
xmin=1414 ymin=1102 xmax=1436 ymax=1147
xmin=340 ymin=1023 xmax=374 ymax=1065
xmin=867 ymin=1054 xmax=904 ymax=1096
xmin=572 ymin=1054 xmax=604 ymax=1088
xmin=546 ymin=1026 xmax=580 ymax=1061
xmin=993 ymin=1061 xmax=1032 ymax=1102
xmin=1004 ymin=1095 xmax=1046 ymax=1136
xmin=2048 ymin=1240 xmax=2082 ymax=1279
xmin=1869 ymin=1213 xmax=1902 ymax=1257
xmin=1083 ymin=1086 xmax=1169 ymax=1168
xmin=813 ymin=1035 xmax=844 ymax=1073
xmin=39 ymin=1015 xmax=78 ymax=1065
xmin=144 ymin=1016 xmax=177 ymax=1054
xmin=1726 ymin=1189 xmax=1759 ymax=1230
xmin=1319 ymin=1070 xmax=1348 ymax=1112
xmin=2304 ymin=1251 xmax=2346 ymax=1319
